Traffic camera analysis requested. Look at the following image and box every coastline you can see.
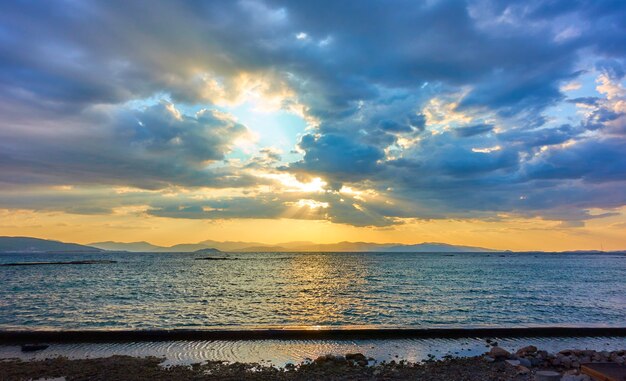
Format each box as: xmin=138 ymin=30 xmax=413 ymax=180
xmin=2 ymin=326 xmax=626 ymax=343
xmin=2 ymin=331 xmax=625 ymax=367
xmin=2 ymin=344 xmax=625 ymax=380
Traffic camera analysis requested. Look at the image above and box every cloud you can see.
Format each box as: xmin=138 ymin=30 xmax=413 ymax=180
xmin=0 ymin=102 xmax=250 ymax=189
xmin=0 ymin=0 xmax=626 ymax=228
xmin=454 ymin=123 xmax=494 ymax=137
xmin=290 ymin=133 xmax=384 ymax=180
xmin=524 ymin=138 xmax=626 ymax=183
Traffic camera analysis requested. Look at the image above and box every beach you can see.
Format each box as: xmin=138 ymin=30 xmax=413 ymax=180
xmin=2 ymin=333 xmax=626 ymax=380
xmin=2 ymin=345 xmax=626 ymax=380
xmin=2 ymin=252 xmax=625 ymax=379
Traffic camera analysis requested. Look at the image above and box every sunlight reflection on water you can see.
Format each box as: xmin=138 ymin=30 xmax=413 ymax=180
xmin=1 ymin=337 xmax=626 ymax=366
xmin=1 ymin=251 xmax=625 ymax=329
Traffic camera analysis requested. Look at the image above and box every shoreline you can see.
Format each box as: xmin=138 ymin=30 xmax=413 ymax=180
xmin=3 ymin=335 xmax=625 ymax=368
xmin=2 ymin=326 xmax=626 ymax=343
xmin=1 ymin=345 xmax=625 ymax=380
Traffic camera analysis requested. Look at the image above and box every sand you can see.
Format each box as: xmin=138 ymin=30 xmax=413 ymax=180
xmin=0 ymin=355 xmax=519 ymax=381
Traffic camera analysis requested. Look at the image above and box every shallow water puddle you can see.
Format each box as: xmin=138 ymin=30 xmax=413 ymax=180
xmin=1 ymin=336 xmax=625 ymax=367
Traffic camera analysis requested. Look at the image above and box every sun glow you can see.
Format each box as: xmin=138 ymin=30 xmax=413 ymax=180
xmin=259 ymin=173 xmax=328 ymax=193
xmin=295 ymin=199 xmax=329 ymax=209
xmin=472 ymin=145 xmax=501 ymax=153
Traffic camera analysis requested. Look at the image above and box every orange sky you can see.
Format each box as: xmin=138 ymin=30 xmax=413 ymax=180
xmin=2 ymin=207 xmax=625 ymax=251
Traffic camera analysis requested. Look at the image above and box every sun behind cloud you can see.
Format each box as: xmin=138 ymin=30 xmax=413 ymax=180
xmin=0 ymin=0 xmax=625 ymax=250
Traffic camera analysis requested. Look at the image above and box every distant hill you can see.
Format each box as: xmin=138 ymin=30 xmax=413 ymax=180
xmin=89 ymin=241 xmax=163 ymax=252
xmin=10 ymin=236 xmax=624 ymax=253
xmin=383 ymin=242 xmax=500 ymax=253
xmin=193 ymin=247 xmax=222 ymax=254
xmin=233 ymin=245 xmax=289 ymax=252
xmin=168 ymin=243 xmax=218 ymax=252
xmin=0 ymin=236 xmax=102 ymax=253
xmin=288 ymin=241 xmax=381 ymax=252
xmin=278 ymin=241 xmax=498 ymax=252
xmin=89 ymin=239 xmax=498 ymax=253
xmin=198 ymin=240 xmax=268 ymax=251
xmin=90 ymin=240 xmax=263 ymax=252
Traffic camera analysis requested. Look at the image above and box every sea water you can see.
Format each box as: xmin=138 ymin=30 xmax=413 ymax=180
xmin=1 ymin=251 xmax=625 ymax=329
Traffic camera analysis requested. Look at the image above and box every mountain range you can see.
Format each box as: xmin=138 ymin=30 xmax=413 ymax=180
xmin=2 ymin=236 xmax=624 ymax=253
xmin=0 ymin=236 xmax=500 ymax=253
xmin=89 ymin=239 xmax=500 ymax=253
xmin=0 ymin=237 xmax=103 ymax=253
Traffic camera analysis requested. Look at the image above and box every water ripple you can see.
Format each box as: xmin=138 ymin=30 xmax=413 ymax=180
xmin=1 ymin=337 xmax=625 ymax=366
xmin=0 ymin=252 xmax=625 ymax=329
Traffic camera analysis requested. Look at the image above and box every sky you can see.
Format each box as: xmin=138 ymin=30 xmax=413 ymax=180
xmin=1 ymin=0 xmax=626 ymax=250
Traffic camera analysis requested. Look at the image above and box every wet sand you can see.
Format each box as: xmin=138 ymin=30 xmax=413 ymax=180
xmin=0 ymin=354 xmax=521 ymax=380
xmin=1 ymin=345 xmax=625 ymax=380
xmin=2 ymin=336 xmax=626 ymax=367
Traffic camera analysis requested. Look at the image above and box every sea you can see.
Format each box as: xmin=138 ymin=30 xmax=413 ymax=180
xmin=1 ymin=251 xmax=625 ymax=330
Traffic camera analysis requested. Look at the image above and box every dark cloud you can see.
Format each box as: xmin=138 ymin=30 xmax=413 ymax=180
xmin=524 ymin=138 xmax=626 ymax=183
xmin=596 ymin=59 xmax=625 ymax=80
xmin=0 ymin=103 xmax=250 ymax=189
xmin=501 ymin=124 xmax=580 ymax=148
xmin=454 ymin=124 xmax=494 ymax=137
xmin=567 ymin=97 xmax=601 ymax=106
xmin=0 ymin=0 xmax=625 ymax=227
xmin=290 ymin=133 xmax=384 ymax=179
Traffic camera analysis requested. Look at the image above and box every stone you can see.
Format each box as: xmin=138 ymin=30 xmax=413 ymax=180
xmin=516 ymin=365 xmax=530 ymax=375
xmin=535 ymin=370 xmax=561 ymax=381
xmin=601 ymin=351 xmax=610 ymax=360
xmin=518 ymin=357 xmax=532 ymax=368
xmin=346 ymin=353 xmax=368 ymax=367
xmin=516 ymin=345 xmax=537 ymax=355
xmin=561 ymin=357 xmax=572 ymax=368
xmin=561 ymin=375 xmax=591 ymax=381
xmin=345 ymin=353 xmax=367 ymax=362
xmin=314 ymin=354 xmax=335 ymax=364
xmin=493 ymin=362 xmax=506 ymax=371
xmin=489 ymin=346 xmax=511 ymax=359
xmin=505 ymin=359 xmax=520 ymax=366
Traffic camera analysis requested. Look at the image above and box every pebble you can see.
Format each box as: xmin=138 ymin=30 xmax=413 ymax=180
xmin=345 ymin=352 xmax=368 ymax=366
xmin=489 ymin=346 xmax=511 ymax=359
xmin=561 ymin=375 xmax=591 ymax=381
xmin=535 ymin=370 xmax=561 ymax=381
xmin=516 ymin=345 xmax=538 ymax=355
